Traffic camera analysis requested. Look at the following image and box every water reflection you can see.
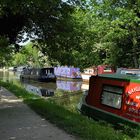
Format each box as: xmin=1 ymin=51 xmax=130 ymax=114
xmin=0 ymin=71 xmax=89 ymax=112
xmin=0 ymin=70 xmax=17 ymax=82
xmin=56 ymin=80 xmax=82 ymax=91
xmin=24 ymin=84 xmax=55 ymax=97
xmin=21 ymin=80 xmax=83 ymax=98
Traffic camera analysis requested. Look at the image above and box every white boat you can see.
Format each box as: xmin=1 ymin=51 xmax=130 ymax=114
xmin=81 ymin=65 xmax=115 ymax=82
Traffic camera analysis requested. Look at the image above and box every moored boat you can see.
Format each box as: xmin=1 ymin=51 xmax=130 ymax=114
xmin=54 ymin=66 xmax=82 ymax=80
xmin=81 ymin=65 xmax=115 ymax=82
xmin=20 ymin=67 xmax=56 ymax=82
xmin=78 ymin=68 xmax=140 ymax=126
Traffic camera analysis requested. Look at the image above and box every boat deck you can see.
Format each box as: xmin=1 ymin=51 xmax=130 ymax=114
xmin=97 ymin=73 xmax=140 ymax=83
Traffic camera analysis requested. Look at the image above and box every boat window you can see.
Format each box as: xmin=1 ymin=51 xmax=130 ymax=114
xmin=45 ymin=70 xmax=47 ymax=74
xmin=48 ymin=70 xmax=50 ymax=74
xmin=101 ymin=85 xmax=123 ymax=109
xmin=104 ymin=67 xmax=112 ymax=72
xmin=36 ymin=71 xmax=39 ymax=75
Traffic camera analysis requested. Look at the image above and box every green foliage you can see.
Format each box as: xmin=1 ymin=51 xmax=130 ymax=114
xmin=12 ymin=53 xmax=26 ymax=66
xmin=73 ymin=0 xmax=140 ymax=68
xmin=0 ymin=0 xmax=77 ymax=44
xmin=0 ymin=36 xmax=13 ymax=66
xmin=1 ymin=0 xmax=140 ymax=69
xmin=103 ymin=1 xmax=140 ymax=67
xmin=12 ymin=42 xmax=48 ymax=67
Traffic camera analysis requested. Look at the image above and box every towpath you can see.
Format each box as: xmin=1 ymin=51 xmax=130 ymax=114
xmin=0 ymin=87 xmax=76 ymax=140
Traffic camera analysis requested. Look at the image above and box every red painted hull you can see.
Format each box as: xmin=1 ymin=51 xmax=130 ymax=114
xmin=84 ymin=75 xmax=140 ymax=124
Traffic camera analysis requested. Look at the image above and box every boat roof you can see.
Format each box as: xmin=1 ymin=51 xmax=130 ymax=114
xmin=41 ymin=67 xmax=54 ymax=70
xmin=97 ymin=73 xmax=140 ymax=83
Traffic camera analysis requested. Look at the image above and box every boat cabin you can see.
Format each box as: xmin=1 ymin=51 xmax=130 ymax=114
xmin=20 ymin=67 xmax=56 ymax=82
xmin=81 ymin=65 xmax=115 ymax=82
xmin=97 ymin=65 xmax=115 ymax=74
xmin=54 ymin=66 xmax=82 ymax=79
xmin=78 ymin=69 xmax=140 ymax=126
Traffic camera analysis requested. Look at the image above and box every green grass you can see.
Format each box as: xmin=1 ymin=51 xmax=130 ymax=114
xmin=0 ymin=80 xmax=140 ymax=140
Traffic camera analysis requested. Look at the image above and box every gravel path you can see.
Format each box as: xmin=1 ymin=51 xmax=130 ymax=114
xmin=0 ymin=87 xmax=76 ymax=140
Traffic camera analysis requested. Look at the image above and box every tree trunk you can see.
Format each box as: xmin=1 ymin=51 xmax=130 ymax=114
xmin=133 ymin=55 xmax=139 ymax=68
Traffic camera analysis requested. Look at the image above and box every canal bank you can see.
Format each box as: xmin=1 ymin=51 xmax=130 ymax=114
xmin=0 ymin=72 xmax=134 ymax=140
xmin=0 ymin=87 xmax=76 ymax=140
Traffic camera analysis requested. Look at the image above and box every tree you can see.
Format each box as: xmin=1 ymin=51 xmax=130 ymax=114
xmin=0 ymin=0 xmax=80 ymax=47
xmin=0 ymin=0 xmax=88 ymax=68
xmin=0 ymin=37 xmax=13 ymax=66
xmin=72 ymin=0 xmax=140 ymax=68
xmin=12 ymin=43 xmax=49 ymax=67
xmin=78 ymin=0 xmax=140 ymax=68
xmin=1 ymin=0 xmax=140 ymax=69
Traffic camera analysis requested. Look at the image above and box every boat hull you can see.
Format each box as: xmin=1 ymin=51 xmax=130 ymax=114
xmin=81 ymin=73 xmax=93 ymax=82
xmin=78 ymin=96 xmax=139 ymax=127
xmin=78 ymin=74 xmax=140 ymax=126
xmin=20 ymin=75 xmax=56 ymax=82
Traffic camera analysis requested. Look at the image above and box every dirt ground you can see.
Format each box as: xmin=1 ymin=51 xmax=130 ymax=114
xmin=0 ymin=87 xmax=77 ymax=140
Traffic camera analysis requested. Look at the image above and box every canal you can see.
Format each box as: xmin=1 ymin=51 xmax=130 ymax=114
xmin=0 ymin=70 xmax=89 ymax=112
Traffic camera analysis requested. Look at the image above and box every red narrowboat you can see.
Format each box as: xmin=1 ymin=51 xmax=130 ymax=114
xmin=78 ymin=69 xmax=140 ymax=126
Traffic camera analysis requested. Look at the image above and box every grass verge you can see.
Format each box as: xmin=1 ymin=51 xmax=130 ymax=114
xmin=0 ymin=81 xmax=139 ymax=140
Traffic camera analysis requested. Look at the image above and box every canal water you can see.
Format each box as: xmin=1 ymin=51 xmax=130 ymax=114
xmin=0 ymin=71 xmax=89 ymax=112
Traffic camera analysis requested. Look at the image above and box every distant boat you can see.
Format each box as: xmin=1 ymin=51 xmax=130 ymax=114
xmin=20 ymin=67 xmax=56 ymax=82
xmin=16 ymin=66 xmax=26 ymax=73
xmin=81 ymin=65 xmax=115 ymax=82
xmin=116 ymin=68 xmax=140 ymax=76
xmin=78 ymin=68 xmax=140 ymax=126
xmin=54 ymin=66 xmax=82 ymax=79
